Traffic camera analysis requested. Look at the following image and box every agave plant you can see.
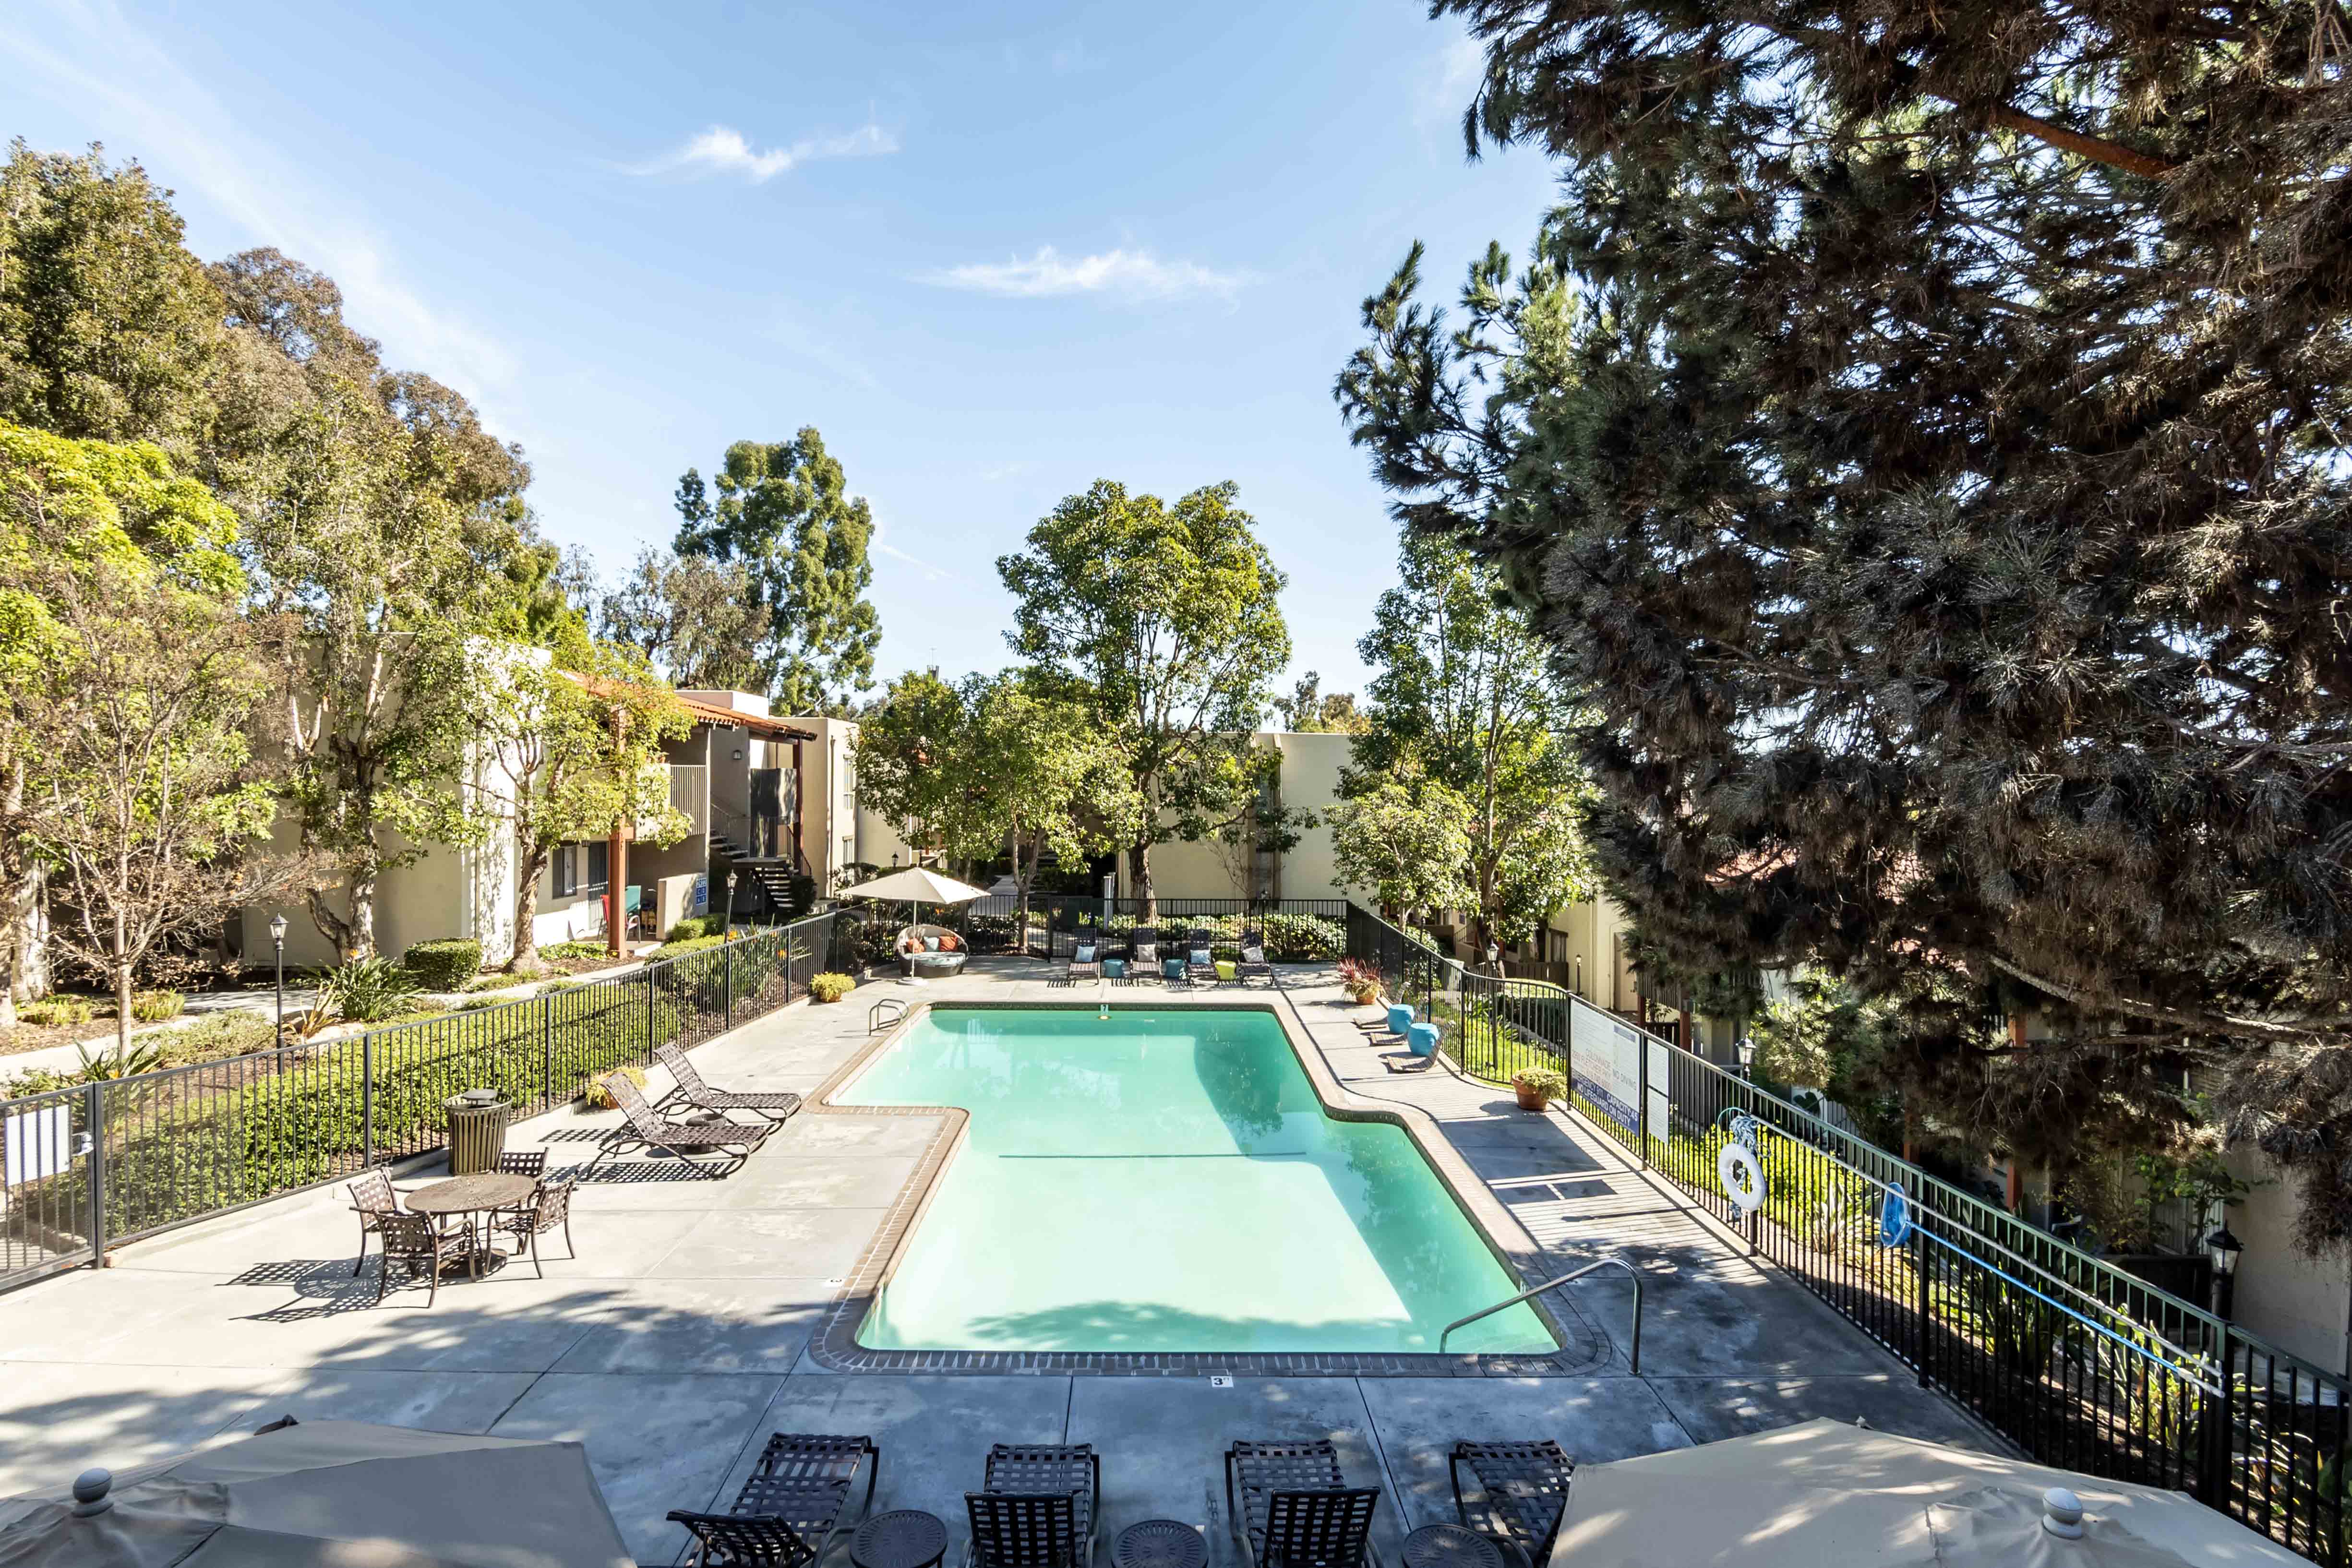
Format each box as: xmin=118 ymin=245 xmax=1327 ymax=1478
xmin=316 ymin=957 xmax=424 ymax=1024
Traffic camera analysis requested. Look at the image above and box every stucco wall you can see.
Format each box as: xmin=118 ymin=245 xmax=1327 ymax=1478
xmin=2225 ymin=1152 xmax=2352 ymax=1373
xmin=1275 ymin=731 xmax=1353 ymax=900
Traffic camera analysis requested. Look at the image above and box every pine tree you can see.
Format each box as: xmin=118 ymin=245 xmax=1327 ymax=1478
xmin=673 ymin=427 xmax=879 ymax=714
xmin=1339 ymin=0 xmax=2352 ymax=1242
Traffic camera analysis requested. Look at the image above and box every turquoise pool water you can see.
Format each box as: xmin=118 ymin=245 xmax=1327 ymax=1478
xmin=841 ymin=1007 xmax=1554 ymax=1355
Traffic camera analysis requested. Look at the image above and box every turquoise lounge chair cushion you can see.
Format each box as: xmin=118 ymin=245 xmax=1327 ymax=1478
xmin=1387 ymin=1004 xmax=1416 ymax=1035
xmin=1102 ymin=958 xmax=1125 ymax=978
xmin=1164 ymin=957 xmax=1185 ymax=979
xmin=1406 ymin=1022 xmax=1440 ymax=1057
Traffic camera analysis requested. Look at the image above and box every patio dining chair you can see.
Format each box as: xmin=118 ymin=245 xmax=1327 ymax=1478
xmin=346 ymin=1169 xmax=401 ymax=1277
xmin=1449 ymin=1441 xmax=1573 ymax=1568
xmin=372 ymin=1211 xmax=455 ymax=1306
xmin=492 ymin=1166 xmax=579 ymax=1277
xmin=495 ymin=1150 xmax=549 ymax=1179
xmin=599 ymin=1072 xmax=779 ymax=1178
xmin=1225 ymin=1440 xmax=1384 ymax=1568
xmin=655 ymin=1041 xmax=805 ymax=1125
xmin=671 ymin=1432 xmax=879 ymax=1568
xmin=964 ymin=1444 xmax=1099 ymax=1568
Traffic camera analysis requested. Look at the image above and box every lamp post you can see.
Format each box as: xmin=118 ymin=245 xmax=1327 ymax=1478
xmin=268 ymin=914 xmax=288 ymax=1050
xmin=720 ymin=869 xmax=735 ymax=939
xmin=2207 ymin=1224 xmax=2244 ymax=1322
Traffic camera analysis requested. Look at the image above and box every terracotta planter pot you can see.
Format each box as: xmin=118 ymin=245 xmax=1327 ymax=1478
xmin=1514 ymin=1085 xmax=1552 ymax=1113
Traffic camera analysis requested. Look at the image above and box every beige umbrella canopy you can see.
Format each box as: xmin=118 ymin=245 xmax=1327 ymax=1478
xmin=836 ymin=866 xmax=988 ymax=907
xmin=0 ymin=1420 xmax=633 ymax=1568
xmin=1551 ymin=1418 xmax=2302 ymax=1568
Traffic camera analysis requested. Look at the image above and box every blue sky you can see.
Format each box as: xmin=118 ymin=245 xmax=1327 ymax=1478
xmin=3 ymin=0 xmax=1558 ymax=699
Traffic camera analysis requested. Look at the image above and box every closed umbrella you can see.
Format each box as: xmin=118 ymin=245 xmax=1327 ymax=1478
xmin=0 ymin=1420 xmax=634 ymax=1568
xmin=1550 ymin=1418 xmax=2301 ymax=1568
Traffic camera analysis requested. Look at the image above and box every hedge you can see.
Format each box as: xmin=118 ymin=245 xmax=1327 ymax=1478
xmin=402 ymin=938 xmax=482 ymax=991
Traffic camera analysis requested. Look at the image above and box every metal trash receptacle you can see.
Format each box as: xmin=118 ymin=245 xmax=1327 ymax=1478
xmin=444 ymin=1089 xmax=512 ymax=1175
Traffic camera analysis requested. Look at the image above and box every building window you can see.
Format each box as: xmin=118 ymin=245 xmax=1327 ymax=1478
xmin=553 ymin=846 xmax=576 ymax=898
xmin=585 ymin=840 xmax=609 ymax=893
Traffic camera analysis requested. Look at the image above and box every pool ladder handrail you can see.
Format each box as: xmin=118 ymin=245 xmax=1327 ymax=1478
xmin=1439 ymin=1253 xmax=1656 ymax=1370
xmin=867 ymin=997 xmax=907 ymax=1034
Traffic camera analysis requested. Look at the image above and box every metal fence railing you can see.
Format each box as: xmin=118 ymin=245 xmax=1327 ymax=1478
xmin=941 ymin=895 xmax=1347 ymax=962
xmin=0 ymin=911 xmax=844 ymax=1295
xmin=1345 ymin=901 xmax=2352 ymax=1565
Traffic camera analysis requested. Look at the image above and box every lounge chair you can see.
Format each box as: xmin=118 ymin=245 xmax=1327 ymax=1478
xmin=964 ymin=1443 xmax=1100 ymax=1568
xmin=600 ymin=1072 xmax=778 ymax=1177
xmin=347 ymin=1169 xmax=401 ymax=1277
xmin=1184 ymin=932 xmax=1218 ymax=986
xmin=1236 ymin=941 xmax=1274 ymax=985
xmin=1060 ymin=935 xmax=1103 ymax=985
xmin=1450 ymin=1441 xmax=1573 ymax=1568
xmin=1225 ymin=1440 xmax=1383 ymax=1568
xmin=669 ymin=1432 xmax=879 ymax=1568
xmin=656 ymin=1041 xmax=805 ymax=1124
xmin=1128 ymin=927 xmax=1161 ymax=983
xmin=897 ymin=922 xmax=969 ymax=979
xmin=491 ymin=1166 xmax=579 ymax=1278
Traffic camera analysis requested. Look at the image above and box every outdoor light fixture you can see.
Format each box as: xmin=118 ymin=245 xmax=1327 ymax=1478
xmin=268 ymin=914 xmax=288 ymax=1051
xmin=732 ymin=748 xmax=744 ymax=761
xmin=2206 ymin=1223 xmax=2244 ymax=1321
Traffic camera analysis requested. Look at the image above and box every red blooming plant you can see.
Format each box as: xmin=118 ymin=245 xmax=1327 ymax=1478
xmin=1334 ymin=958 xmax=1385 ymax=1006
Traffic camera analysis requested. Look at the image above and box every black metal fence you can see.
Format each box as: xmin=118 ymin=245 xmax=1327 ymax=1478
xmin=0 ymin=912 xmax=843 ymax=1295
xmin=943 ymin=895 xmax=1348 ymax=962
xmin=1347 ymin=902 xmax=2352 ymax=1565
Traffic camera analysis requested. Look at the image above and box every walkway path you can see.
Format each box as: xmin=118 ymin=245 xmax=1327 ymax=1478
xmin=0 ymin=958 xmax=1992 ymax=1565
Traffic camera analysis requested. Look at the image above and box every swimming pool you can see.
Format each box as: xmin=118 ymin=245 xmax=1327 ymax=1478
xmin=839 ymin=1007 xmax=1554 ymax=1355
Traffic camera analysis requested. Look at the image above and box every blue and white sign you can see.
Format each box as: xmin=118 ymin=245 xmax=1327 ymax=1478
xmin=690 ymin=873 xmax=709 ymax=917
xmin=1571 ymin=1004 xmax=1643 ymax=1134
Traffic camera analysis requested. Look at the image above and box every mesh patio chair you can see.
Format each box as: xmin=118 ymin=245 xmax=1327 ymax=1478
xmin=495 ymin=1150 xmax=549 ymax=1178
xmin=971 ymin=1444 xmax=1098 ymax=1568
xmin=656 ymin=1041 xmax=805 ymax=1125
xmin=600 ymin=1072 xmax=779 ymax=1177
xmin=347 ymin=1169 xmax=400 ymax=1277
xmin=670 ymin=1432 xmax=880 ymax=1568
xmin=1449 ymin=1441 xmax=1573 ymax=1568
xmin=372 ymin=1211 xmax=454 ymax=1306
xmin=492 ymin=1166 xmax=579 ymax=1277
xmin=1225 ymin=1440 xmax=1384 ymax=1568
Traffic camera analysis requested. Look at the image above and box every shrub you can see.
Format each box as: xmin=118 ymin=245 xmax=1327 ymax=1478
xmin=1258 ymin=913 xmax=1343 ymax=960
xmin=808 ymin=972 xmax=855 ymax=1003
xmin=538 ymin=939 xmax=608 ymax=961
xmin=457 ymin=995 xmax=506 ymax=1012
xmin=1512 ymin=1066 xmax=1567 ymax=1102
xmin=665 ymin=917 xmax=711 ymax=944
xmin=18 ymin=996 xmax=96 ymax=1027
xmin=652 ymin=933 xmax=725 ymax=959
xmin=130 ymin=990 xmax=185 ymax=1022
xmin=317 ymin=957 xmax=424 ymax=1023
xmin=402 ymin=938 xmax=482 ymax=991
xmin=586 ymin=1065 xmax=648 ymax=1108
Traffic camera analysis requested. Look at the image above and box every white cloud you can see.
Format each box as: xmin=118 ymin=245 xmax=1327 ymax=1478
xmin=920 ymin=246 xmax=1248 ymax=302
xmin=1417 ymin=34 xmax=1486 ymax=132
xmin=629 ymin=123 xmax=897 ymax=183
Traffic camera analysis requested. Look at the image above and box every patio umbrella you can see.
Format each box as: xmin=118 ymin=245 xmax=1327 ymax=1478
xmin=0 ymin=1419 xmax=633 ymax=1567
xmin=836 ymin=865 xmax=988 ymax=914
xmin=1549 ymin=1418 xmax=2302 ymax=1568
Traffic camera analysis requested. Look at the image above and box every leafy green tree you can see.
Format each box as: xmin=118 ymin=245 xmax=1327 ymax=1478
xmin=997 ymin=479 xmax=1291 ymax=920
xmin=1272 ymin=670 xmax=1370 ymax=734
xmin=216 ymin=249 xmax=533 ymax=960
xmin=598 ymin=546 xmax=772 ymax=693
xmin=469 ymin=646 xmax=693 ymax=971
xmin=1326 ymin=771 xmax=1472 ymax=925
xmin=0 ymin=142 xmax=223 ymax=457
xmin=1347 ymin=530 xmax=1594 ymax=951
xmin=673 ymin=428 xmax=879 ymax=713
xmin=1338 ymin=0 xmax=2352 ymax=1235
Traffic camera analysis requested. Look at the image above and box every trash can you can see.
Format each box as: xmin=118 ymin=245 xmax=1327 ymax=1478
xmin=444 ymin=1089 xmax=511 ymax=1175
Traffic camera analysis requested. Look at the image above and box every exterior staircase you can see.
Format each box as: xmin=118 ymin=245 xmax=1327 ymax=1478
xmin=709 ymin=805 xmax=816 ymax=920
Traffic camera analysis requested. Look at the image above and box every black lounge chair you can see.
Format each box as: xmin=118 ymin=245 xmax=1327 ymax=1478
xmin=1183 ymin=932 xmax=1219 ymax=986
xmin=1236 ymin=941 xmax=1274 ymax=985
xmin=1059 ymin=934 xmax=1104 ymax=984
xmin=1225 ymin=1440 xmax=1384 ymax=1568
xmin=1128 ymin=927 xmax=1162 ymax=984
xmin=601 ymin=1072 xmax=778 ymax=1177
xmin=1450 ymin=1440 xmax=1573 ymax=1568
xmin=964 ymin=1442 xmax=1099 ymax=1568
xmin=671 ymin=1432 xmax=879 ymax=1568
xmin=656 ymin=1041 xmax=805 ymax=1125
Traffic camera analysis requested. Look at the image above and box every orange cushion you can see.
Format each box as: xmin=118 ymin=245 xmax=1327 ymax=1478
xmin=938 ymin=932 xmax=960 ymax=951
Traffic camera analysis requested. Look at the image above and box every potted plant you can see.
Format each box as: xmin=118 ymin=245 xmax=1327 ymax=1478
xmin=808 ymin=972 xmax=856 ymax=1004
xmin=1335 ymin=958 xmax=1384 ymax=1006
xmin=1512 ymin=1066 xmax=1567 ymax=1113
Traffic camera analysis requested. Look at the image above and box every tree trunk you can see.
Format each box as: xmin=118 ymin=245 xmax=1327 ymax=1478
xmin=0 ymin=754 xmax=19 ymax=1028
xmin=1128 ymin=838 xmax=1154 ymax=925
xmin=113 ymin=913 xmax=132 ymax=1056
xmin=510 ymin=837 xmax=548 ymax=972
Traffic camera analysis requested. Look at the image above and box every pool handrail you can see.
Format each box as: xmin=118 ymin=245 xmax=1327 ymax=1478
xmin=1439 ymin=1253 xmax=1656 ymax=1369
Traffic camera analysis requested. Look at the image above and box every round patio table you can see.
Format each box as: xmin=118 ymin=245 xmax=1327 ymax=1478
xmin=1113 ymin=1519 xmax=1207 ymax=1568
xmin=1402 ymin=1523 xmax=1507 ymax=1568
xmin=852 ymin=1509 xmax=948 ymax=1568
xmin=404 ymin=1172 xmax=537 ymax=1280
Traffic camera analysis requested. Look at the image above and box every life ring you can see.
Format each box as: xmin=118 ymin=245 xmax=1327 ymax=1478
xmin=1878 ymin=1189 xmax=1913 ymax=1247
xmin=1718 ymin=1141 xmax=1765 ymax=1214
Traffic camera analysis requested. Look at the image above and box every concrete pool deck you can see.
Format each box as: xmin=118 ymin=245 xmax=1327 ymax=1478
xmin=0 ymin=958 xmax=1995 ymax=1565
